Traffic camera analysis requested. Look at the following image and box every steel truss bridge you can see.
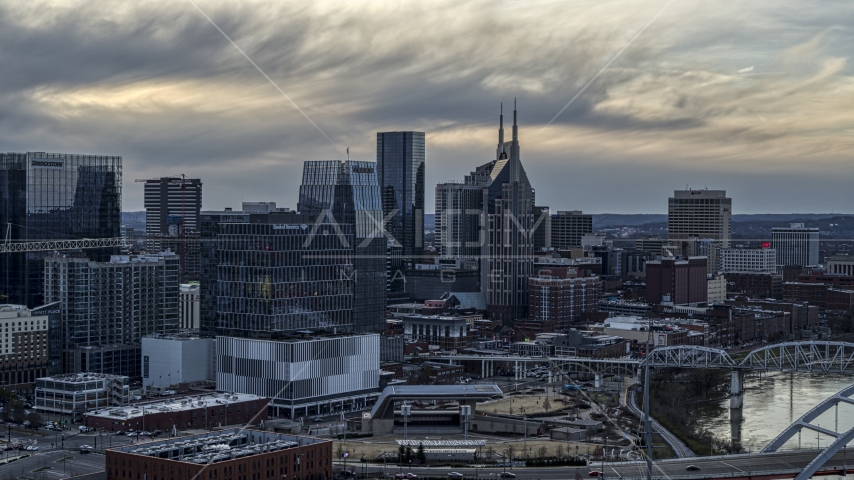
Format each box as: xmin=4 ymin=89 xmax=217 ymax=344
xmin=431 ymin=341 xmax=854 ymax=375
xmin=762 ymin=383 xmax=854 ymax=480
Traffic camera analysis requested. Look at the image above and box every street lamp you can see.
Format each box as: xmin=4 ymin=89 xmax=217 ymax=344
xmin=401 ymin=404 xmax=411 ymax=441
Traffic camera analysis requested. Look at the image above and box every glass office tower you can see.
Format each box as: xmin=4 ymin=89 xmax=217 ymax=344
xmin=214 ymin=212 xmax=355 ymax=336
xmin=298 ymin=161 xmax=386 ymax=332
xmin=0 ymin=152 xmax=122 ymax=307
xmin=376 ymin=132 xmax=425 ymax=294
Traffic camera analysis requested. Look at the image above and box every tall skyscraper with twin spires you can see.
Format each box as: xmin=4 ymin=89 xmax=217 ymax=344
xmin=435 ymin=103 xmax=535 ymax=325
xmin=483 ymin=101 xmax=535 ymax=324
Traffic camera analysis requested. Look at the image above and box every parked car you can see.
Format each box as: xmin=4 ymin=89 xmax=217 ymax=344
xmin=312 ymin=416 xmax=323 ymax=422
xmin=25 ymin=446 xmax=38 ymax=451
xmin=115 ymin=431 xmax=125 ymax=436
xmin=153 ymin=430 xmax=163 ymax=436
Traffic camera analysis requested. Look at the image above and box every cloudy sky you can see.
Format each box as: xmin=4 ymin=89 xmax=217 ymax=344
xmin=2 ymin=0 xmax=853 ymax=214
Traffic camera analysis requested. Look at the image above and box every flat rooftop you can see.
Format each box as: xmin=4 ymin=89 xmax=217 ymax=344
xmin=110 ymin=429 xmax=325 ymax=464
xmin=85 ymin=392 xmax=266 ymax=421
xmin=38 ymin=372 xmax=127 ymax=384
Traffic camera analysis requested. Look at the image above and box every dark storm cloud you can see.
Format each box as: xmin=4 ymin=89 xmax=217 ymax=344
xmin=0 ymin=0 xmax=852 ymax=213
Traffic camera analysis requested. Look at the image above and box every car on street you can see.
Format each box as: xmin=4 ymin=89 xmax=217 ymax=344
xmin=153 ymin=430 xmax=163 ymax=436
xmin=589 ymin=471 xmax=604 ymax=477
xmin=498 ymin=473 xmax=516 ymax=478
xmin=448 ymin=473 xmax=464 ymax=479
xmin=25 ymin=446 xmax=38 ymax=451
xmin=312 ymin=416 xmax=323 ymax=422
xmin=115 ymin=431 xmax=125 ymax=435
xmin=686 ymin=465 xmax=700 ymax=471
xmin=80 ymin=445 xmax=93 ymax=453
xmin=394 ymin=474 xmax=418 ymax=479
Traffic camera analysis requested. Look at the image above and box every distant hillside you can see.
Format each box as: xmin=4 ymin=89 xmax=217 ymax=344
xmin=592 ymin=213 xmax=854 ymax=240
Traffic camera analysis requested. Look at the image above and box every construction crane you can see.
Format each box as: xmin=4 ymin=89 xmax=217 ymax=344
xmin=0 ymin=237 xmax=127 ymax=254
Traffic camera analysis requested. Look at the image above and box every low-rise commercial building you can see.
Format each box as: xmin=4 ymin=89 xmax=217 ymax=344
xmin=403 ymin=314 xmax=471 ymax=350
xmin=552 ymin=330 xmax=628 ymax=358
xmin=106 ymin=429 xmax=332 ymax=480
xmin=35 ymin=373 xmax=130 ymax=421
xmin=726 ymin=272 xmax=783 ymax=299
xmin=141 ymin=334 xmax=213 ymax=391
xmin=216 ymin=334 xmax=380 ymax=419
xmin=784 ymin=283 xmax=854 ymax=312
xmin=85 ymin=392 xmax=268 ymax=431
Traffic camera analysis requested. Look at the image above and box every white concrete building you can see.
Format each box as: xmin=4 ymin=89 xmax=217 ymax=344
xmin=707 ymin=275 xmax=727 ymax=304
xmin=826 ymin=255 xmax=854 ymax=276
xmin=772 ymin=223 xmax=819 ymax=268
xmin=216 ymin=334 xmax=380 ymax=419
xmin=179 ymin=284 xmax=200 ymax=330
xmin=722 ymin=248 xmax=777 ymax=273
xmin=35 ymin=373 xmax=130 ymax=421
xmin=142 ymin=334 xmax=213 ymax=390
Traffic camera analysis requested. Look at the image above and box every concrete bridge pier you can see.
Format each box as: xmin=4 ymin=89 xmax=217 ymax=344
xmin=730 ymin=370 xmax=745 ymax=409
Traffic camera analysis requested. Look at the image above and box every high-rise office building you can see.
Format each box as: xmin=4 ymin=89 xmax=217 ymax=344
xmin=298 ymin=160 xmax=386 ymax=332
xmin=435 ymin=182 xmax=484 ymax=259
xmin=143 ymin=177 xmax=202 ymax=244
xmin=377 ymin=131 xmax=425 ymax=293
xmin=532 ymin=206 xmax=551 ymax=252
xmin=142 ymin=177 xmax=203 ymax=282
xmin=0 ymin=152 xmax=122 ymax=308
xmin=43 ymin=252 xmax=179 ymax=376
xmin=482 ymin=103 xmax=535 ymax=324
xmin=199 ymin=207 xmax=250 ymax=336
xmin=201 ymin=210 xmax=355 ymax=338
xmin=551 ymin=210 xmax=593 ymax=249
xmin=772 ymin=223 xmax=819 ymax=268
xmin=668 ymin=189 xmax=731 ymax=248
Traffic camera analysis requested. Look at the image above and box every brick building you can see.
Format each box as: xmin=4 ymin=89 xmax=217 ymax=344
xmin=85 ymin=392 xmax=268 ymax=432
xmin=527 ymin=269 xmax=600 ymax=331
xmin=784 ymin=282 xmax=854 ymax=312
xmin=726 ymin=272 xmax=783 ymax=299
xmin=645 ymin=257 xmax=708 ymax=305
xmin=797 ymin=273 xmax=854 ymax=288
xmin=513 ymin=318 xmax=555 ymax=342
xmin=106 ymin=429 xmax=331 ymax=480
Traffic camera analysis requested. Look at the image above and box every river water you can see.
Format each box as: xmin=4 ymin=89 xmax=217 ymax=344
xmin=695 ymin=372 xmax=854 ymax=451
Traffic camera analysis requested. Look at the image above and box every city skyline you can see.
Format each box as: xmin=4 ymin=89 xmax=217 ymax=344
xmin=1 ymin=1 xmax=853 ymax=214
